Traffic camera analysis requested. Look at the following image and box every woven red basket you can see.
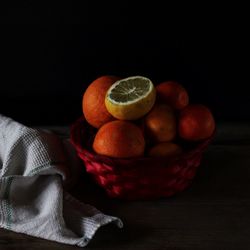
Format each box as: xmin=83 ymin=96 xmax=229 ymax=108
xmin=70 ymin=116 xmax=214 ymax=200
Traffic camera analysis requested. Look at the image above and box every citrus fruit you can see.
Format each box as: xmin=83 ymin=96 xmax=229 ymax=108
xmin=82 ymin=75 xmax=120 ymax=128
xmin=144 ymin=104 xmax=176 ymax=142
xmin=156 ymin=81 xmax=189 ymax=109
xmin=148 ymin=142 xmax=182 ymax=158
xmin=93 ymin=120 xmax=145 ymax=158
xmin=105 ymin=76 xmax=156 ymax=120
xmin=178 ymin=104 xmax=215 ymax=141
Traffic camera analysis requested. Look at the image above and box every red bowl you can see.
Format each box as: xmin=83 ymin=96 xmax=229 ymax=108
xmin=70 ymin=116 xmax=214 ymax=200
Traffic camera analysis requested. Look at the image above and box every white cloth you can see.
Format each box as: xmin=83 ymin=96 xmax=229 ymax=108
xmin=0 ymin=114 xmax=122 ymax=247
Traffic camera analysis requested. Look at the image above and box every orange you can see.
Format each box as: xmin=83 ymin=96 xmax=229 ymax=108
xmin=178 ymin=104 xmax=215 ymax=141
xmin=156 ymin=81 xmax=189 ymax=109
xmin=148 ymin=142 xmax=182 ymax=158
xmin=93 ymin=120 xmax=145 ymax=158
xmin=144 ymin=104 xmax=176 ymax=142
xmin=82 ymin=75 xmax=120 ymax=128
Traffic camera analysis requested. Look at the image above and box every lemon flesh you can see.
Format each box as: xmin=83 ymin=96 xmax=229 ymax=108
xmin=105 ymin=76 xmax=156 ymax=120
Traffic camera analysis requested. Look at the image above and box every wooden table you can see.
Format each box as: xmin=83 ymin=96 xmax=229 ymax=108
xmin=1 ymin=123 xmax=250 ymax=249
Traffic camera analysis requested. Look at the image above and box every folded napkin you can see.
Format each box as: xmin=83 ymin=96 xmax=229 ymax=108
xmin=0 ymin=114 xmax=122 ymax=247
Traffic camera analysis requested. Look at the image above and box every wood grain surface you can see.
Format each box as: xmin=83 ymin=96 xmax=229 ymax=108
xmin=1 ymin=124 xmax=250 ymax=249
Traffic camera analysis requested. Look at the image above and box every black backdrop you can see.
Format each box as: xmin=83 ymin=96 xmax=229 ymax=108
xmin=0 ymin=2 xmax=249 ymax=125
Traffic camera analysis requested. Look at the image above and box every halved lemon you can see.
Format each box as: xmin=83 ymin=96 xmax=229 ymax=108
xmin=105 ymin=76 xmax=156 ymax=120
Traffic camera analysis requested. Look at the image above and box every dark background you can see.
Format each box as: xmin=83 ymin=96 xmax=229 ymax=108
xmin=0 ymin=2 xmax=249 ymax=125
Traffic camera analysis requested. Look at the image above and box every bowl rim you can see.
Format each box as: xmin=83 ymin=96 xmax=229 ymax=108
xmin=70 ymin=116 xmax=215 ymax=166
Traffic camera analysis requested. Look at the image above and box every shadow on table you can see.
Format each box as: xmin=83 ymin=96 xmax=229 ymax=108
xmin=86 ymin=222 xmax=151 ymax=248
xmin=68 ymin=143 xmax=250 ymax=249
xmin=187 ymin=144 xmax=250 ymax=199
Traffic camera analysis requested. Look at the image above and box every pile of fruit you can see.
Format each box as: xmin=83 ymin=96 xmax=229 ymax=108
xmin=82 ymin=75 xmax=215 ymax=160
